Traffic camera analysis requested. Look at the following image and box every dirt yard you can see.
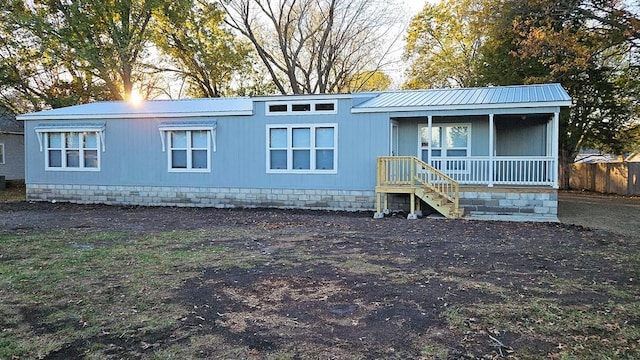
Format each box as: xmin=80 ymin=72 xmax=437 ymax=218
xmin=558 ymin=191 xmax=640 ymax=239
xmin=0 ymin=192 xmax=638 ymax=359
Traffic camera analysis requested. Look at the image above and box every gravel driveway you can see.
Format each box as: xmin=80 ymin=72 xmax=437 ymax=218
xmin=559 ymin=191 xmax=640 ymax=238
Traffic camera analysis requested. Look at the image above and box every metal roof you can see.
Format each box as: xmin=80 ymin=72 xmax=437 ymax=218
xmin=352 ymin=83 xmax=571 ymax=113
xmin=17 ymin=83 xmax=571 ymax=120
xmin=17 ymin=98 xmax=253 ymax=121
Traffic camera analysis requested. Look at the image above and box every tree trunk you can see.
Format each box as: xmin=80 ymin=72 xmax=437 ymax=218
xmin=558 ymin=148 xmax=576 ymax=190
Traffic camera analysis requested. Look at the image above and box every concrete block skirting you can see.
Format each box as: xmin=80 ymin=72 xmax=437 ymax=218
xmin=460 ymin=188 xmax=558 ymax=221
xmin=25 ymin=184 xmax=377 ymax=211
xmin=386 ymin=187 xmax=558 ymax=221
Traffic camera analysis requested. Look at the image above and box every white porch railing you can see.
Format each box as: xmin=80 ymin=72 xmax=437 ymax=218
xmin=428 ymin=156 xmax=557 ymax=186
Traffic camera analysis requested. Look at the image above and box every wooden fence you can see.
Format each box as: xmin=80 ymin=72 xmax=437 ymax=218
xmin=570 ymin=162 xmax=640 ymax=195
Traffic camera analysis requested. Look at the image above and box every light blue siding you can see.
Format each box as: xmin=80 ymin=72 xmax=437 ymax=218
xmin=24 ymin=98 xmax=390 ymax=191
xmin=394 ymin=116 xmax=490 ymax=157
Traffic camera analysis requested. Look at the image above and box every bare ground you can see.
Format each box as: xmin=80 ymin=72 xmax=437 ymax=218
xmin=0 ymin=191 xmax=639 ymax=359
xmin=559 ymin=191 xmax=640 ymax=238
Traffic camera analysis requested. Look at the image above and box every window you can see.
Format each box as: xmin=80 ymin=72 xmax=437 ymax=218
xmin=268 ymin=104 xmax=288 ymax=113
xmin=35 ymin=123 xmax=105 ymax=171
xmin=167 ymin=130 xmax=210 ymax=171
xmin=267 ymin=124 xmax=337 ymax=173
xmin=419 ymin=123 xmax=471 ymax=171
xmin=43 ymin=132 xmax=100 ymax=170
xmin=0 ymin=143 xmax=4 ymax=164
xmin=158 ymin=122 xmax=216 ymax=173
xmin=265 ymin=100 xmax=337 ymax=115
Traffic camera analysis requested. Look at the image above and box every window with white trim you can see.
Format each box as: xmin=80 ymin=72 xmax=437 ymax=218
xmin=266 ymin=100 xmax=337 ymax=115
xmin=166 ymin=130 xmax=211 ymax=172
xmin=44 ymin=132 xmax=100 ymax=170
xmin=267 ymin=124 xmax=337 ymax=173
xmin=35 ymin=124 xmax=105 ymax=172
xmin=158 ymin=122 xmax=216 ymax=173
xmin=0 ymin=143 xmax=4 ymax=164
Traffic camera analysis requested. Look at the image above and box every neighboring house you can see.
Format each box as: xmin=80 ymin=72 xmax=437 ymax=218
xmin=17 ymin=83 xmax=571 ymax=221
xmin=575 ymin=149 xmax=620 ymax=163
xmin=0 ymin=112 xmax=25 ymax=182
xmin=575 ymin=150 xmax=640 ymax=163
xmin=624 ymin=152 xmax=640 ymax=162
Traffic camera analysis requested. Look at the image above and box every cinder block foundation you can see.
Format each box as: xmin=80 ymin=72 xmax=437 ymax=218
xmin=26 ymin=184 xmax=376 ymax=211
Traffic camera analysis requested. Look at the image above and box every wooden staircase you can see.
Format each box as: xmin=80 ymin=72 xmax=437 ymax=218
xmin=374 ymin=156 xmax=463 ymax=219
xmin=414 ymin=187 xmax=463 ymax=219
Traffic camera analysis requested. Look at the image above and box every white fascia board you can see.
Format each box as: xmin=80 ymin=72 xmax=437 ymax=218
xmin=350 ymin=101 xmax=572 ymax=114
xmin=252 ymin=93 xmax=353 ymax=102
xmin=17 ymin=110 xmax=253 ymax=121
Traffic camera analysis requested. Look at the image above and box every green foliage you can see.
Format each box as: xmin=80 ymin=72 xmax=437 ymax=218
xmin=404 ymin=0 xmax=486 ymax=89
xmin=472 ymin=0 xmax=640 ymax=186
xmin=0 ymin=0 xmax=164 ymax=112
xmin=406 ymin=0 xmax=639 ymax=182
xmin=0 ymin=1 xmax=112 ymax=112
xmin=152 ymin=0 xmax=252 ymax=97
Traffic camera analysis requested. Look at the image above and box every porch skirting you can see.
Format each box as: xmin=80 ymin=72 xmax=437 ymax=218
xmin=387 ymin=186 xmax=558 ymax=221
xmin=25 ymin=184 xmax=376 ymax=211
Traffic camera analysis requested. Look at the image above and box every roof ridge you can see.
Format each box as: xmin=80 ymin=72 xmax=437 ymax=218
xmin=373 ymin=83 xmax=561 ymax=95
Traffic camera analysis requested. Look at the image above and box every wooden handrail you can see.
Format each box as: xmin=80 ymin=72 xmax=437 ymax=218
xmin=377 ymin=156 xmax=460 ymax=211
xmin=412 ymin=157 xmax=459 ymax=210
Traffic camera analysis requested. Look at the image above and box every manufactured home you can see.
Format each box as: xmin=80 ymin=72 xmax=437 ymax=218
xmin=0 ymin=113 xmax=25 ymax=184
xmin=17 ymin=83 xmax=571 ymax=221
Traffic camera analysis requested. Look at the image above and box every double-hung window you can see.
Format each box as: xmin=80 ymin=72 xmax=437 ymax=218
xmin=267 ymin=124 xmax=337 ymax=173
xmin=35 ymin=124 xmax=105 ymax=171
xmin=168 ymin=130 xmax=209 ymax=171
xmin=158 ymin=122 xmax=216 ymax=173
xmin=0 ymin=143 xmax=4 ymax=164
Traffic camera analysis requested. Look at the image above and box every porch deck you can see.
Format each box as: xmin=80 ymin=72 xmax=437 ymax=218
xmin=375 ymin=156 xmax=558 ymax=219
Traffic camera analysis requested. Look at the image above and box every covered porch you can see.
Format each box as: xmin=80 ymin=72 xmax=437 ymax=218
xmin=400 ymin=112 xmax=560 ymax=187
xmin=351 ymin=84 xmax=571 ymax=220
xmin=378 ymin=112 xmax=561 ymax=219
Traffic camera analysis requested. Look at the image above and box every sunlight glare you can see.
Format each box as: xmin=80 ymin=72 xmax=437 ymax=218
xmin=129 ymin=90 xmax=143 ymax=106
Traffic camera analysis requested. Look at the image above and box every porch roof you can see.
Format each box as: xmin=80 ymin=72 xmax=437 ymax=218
xmin=351 ymin=83 xmax=571 ymax=113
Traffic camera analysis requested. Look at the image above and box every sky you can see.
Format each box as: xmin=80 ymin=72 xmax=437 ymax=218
xmin=386 ymin=0 xmax=436 ymax=87
xmin=405 ymin=0 xmax=433 ymax=15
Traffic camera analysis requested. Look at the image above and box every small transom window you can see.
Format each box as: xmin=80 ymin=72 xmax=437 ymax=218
xmin=265 ymin=100 xmax=337 ymax=115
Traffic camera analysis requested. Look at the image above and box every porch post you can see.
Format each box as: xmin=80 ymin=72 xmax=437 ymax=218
xmin=488 ymin=113 xmax=494 ymax=187
xmin=552 ymin=112 xmax=560 ymax=189
xmin=427 ymin=115 xmax=433 ymax=166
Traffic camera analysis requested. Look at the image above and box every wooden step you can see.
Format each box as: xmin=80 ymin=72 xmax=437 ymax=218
xmin=414 ymin=187 xmax=462 ymax=219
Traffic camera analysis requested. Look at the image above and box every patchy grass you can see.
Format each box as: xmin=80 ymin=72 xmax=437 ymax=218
xmin=0 ymin=204 xmax=639 ymax=359
xmin=0 ymin=228 xmax=259 ymax=359
xmin=0 ymin=185 xmax=25 ymax=203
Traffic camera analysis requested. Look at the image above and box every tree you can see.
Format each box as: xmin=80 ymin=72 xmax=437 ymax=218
xmin=403 ymin=0 xmax=486 ymax=88
xmin=342 ymin=71 xmax=391 ymax=92
xmin=221 ymin=0 xmax=404 ymax=94
xmin=0 ymin=1 xmax=111 ymax=113
xmin=3 ymin=0 xmax=162 ymax=106
xmin=478 ymin=0 xmax=640 ymax=188
xmin=152 ymin=0 xmax=251 ymax=98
